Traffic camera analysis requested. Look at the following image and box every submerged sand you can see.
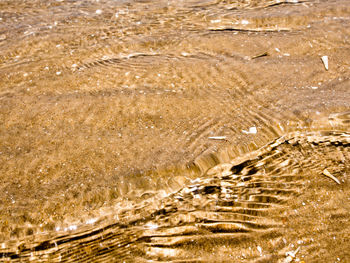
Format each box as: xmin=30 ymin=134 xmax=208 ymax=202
xmin=0 ymin=0 xmax=349 ymax=261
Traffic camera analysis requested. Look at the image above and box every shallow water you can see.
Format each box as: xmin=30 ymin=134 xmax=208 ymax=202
xmin=0 ymin=0 xmax=350 ymax=262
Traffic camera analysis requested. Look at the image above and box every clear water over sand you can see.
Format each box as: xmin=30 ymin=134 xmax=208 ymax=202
xmin=0 ymin=0 xmax=349 ymax=262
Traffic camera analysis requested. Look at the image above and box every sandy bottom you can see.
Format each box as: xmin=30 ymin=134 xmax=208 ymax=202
xmin=0 ymin=0 xmax=350 ymax=262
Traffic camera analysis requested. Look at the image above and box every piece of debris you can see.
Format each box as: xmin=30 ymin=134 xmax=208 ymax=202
xmin=242 ymin=126 xmax=257 ymax=134
xmin=251 ymin=51 xmax=268 ymax=59
xmin=284 ymin=246 xmax=300 ymax=263
xmin=257 ymin=245 xmax=262 ymax=255
xmin=209 ymin=27 xmax=291 ymax=32
xmin=145 ymin=223 xmax=158 ymax=230
xmin=321 ymin=55 xmax=329 ymax=70
xmin=322 ymin=169 xmax=340 ymax=184
xmin=208 ymin=136 xmax=227 ymax=140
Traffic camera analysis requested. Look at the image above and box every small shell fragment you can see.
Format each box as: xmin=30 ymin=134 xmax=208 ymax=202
xmin=321 ymin=55 xmax=329 ymax=70
xmin=322 ymin=169 xmax=340 ymax=184
xmin=242 ymin=126 xmax=257 ymax=134
xmin=284 ymin=246 xmax=300 ymax=263
xmin=257 ymin=245 xmax=262 ymax=254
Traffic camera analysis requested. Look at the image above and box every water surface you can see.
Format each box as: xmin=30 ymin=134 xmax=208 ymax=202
xmin=0 ymin=0 xmax=350 ymax=262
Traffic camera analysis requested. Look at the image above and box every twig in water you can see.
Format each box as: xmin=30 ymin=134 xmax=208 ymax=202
xmin=208 ymin=136 xmax=227 ymax=140
xmin=251 ymin=51 xmax=269 ymax=59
